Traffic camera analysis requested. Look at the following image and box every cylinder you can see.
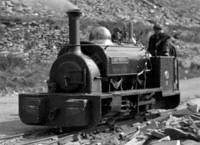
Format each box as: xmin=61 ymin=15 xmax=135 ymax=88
xmin=67 ymin=9 xmax=82 ymax=54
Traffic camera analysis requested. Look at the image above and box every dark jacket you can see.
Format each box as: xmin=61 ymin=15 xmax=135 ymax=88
xmin=147 ymin=32 xmax=171 ymax=56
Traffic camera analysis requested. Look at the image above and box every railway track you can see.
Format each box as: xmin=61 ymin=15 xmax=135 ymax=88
xmin=0 ymin=129 xmax=78 ymax=145
xmin=0 ymin=116 xmax=145 ymax=145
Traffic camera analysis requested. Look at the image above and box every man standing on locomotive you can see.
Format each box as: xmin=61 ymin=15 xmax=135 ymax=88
xmin=147 ymin=24 xmax=171 ymax=56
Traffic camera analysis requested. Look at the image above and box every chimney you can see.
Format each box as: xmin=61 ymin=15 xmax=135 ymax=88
xmin=67 ymin=9 xmax=82 ymax=54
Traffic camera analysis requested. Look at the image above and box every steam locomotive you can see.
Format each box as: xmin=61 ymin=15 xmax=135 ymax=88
xmin=19 ymin=7 xmax=180 ymax=128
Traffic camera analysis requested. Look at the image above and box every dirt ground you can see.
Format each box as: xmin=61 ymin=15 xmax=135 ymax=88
xmin=179 ymin=77 xmax=200 ymax=101
xmin=0 ymin=77 xmax=200 ymax=136
xmin=0 ymin=93 xmax=48 ymax=135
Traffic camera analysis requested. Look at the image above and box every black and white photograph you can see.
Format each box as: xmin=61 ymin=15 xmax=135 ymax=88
xmin=0 ymin=0 xmax=200 ymax=144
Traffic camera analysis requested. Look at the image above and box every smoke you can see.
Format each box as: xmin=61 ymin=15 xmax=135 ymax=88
xmin=16 ymin=0 xmax=79 ymax=16
xmin=42 ymin=0 xmax=79 ymax=12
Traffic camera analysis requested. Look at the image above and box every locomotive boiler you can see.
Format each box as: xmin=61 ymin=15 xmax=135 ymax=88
xmin=19 ymin=6 xmax=180 ymax=128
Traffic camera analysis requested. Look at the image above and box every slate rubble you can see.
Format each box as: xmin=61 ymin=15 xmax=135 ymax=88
xmin=0 ymin=0 xmax=200 ymax=68
xmin=65 ymin=101 xmax=200 ymax=145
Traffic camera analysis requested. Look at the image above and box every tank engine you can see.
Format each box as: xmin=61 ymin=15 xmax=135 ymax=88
xmin=19 ymin=6 xmax=180 ymax=128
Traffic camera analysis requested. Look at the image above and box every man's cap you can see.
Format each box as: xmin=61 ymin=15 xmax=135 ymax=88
xmin=153 ymin=24 xmax=162 ymax=30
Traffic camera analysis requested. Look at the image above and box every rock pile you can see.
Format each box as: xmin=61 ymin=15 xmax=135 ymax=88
xmin=0 ymin=0 xmax=199 ymax=91
xmin=0 ymin=0 xmax=200 ymax=65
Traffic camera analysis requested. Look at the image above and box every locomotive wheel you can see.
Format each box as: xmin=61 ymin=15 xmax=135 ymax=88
xmin=163 ymin=94 xmax=180 ymax=109
xmin=153 ymin=94 xmax=180 ymax=109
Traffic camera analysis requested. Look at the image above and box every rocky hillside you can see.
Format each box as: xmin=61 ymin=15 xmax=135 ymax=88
xmin=0 ymin=0 xmax=200 ymax=92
